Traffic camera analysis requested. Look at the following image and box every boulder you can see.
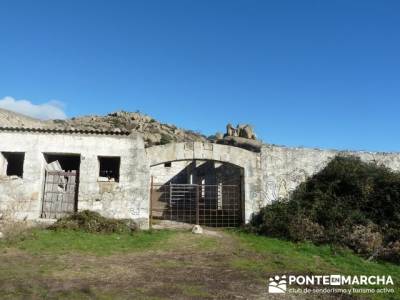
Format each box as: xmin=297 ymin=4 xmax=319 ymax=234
xmin=192 ymin=225 xmax=204 ymax=234
xmin=225 ymin=123 xmax=256 ymax=140
xmin=226 ymin=123 xmax=237 ymax=137
xmin=238 ymin=124 xmax=255 ymax=139
xmin=219 ymin=136 xmax=262 ymax=152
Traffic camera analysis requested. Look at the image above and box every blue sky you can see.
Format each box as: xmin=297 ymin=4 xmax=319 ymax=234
xmin=0 ymin=0 xmax=399 ymax=152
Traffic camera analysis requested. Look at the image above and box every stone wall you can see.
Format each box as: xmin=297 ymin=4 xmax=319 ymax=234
xmin=260 ymin=144 xmax=400 ymax=208
xmin=0 ymin=131 xmax=150 ymax=227
xmin=3 ymin=128 xmax=400 ymax=228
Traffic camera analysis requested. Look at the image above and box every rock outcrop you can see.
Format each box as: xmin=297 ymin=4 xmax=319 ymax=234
xmin=50 ymin=111 xmax=208 ymax=147
xmin=216 ymin=123 xmax=261 ymax=152
xmin=0 ymin=109 xmax=207 ymax=147
xmin=0 ymin=109 xmax=260 ymax=151
xmin=225 ymin=123 xmax=256 ymax=140
xmin=0 ymin=109 xmax=45 ymax=128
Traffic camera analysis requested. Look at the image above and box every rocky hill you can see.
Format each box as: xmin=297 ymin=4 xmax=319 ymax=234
xmin=0 ymin=108 xmax=208 ymax=147
xmin=0 ymin=108 xmax=46 ymax=128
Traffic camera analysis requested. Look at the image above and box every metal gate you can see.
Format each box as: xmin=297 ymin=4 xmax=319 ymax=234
xmin=41 ymin=171 xmax=79 ymax=219
xmin=150 ymin=183 xmax=241 ymax=227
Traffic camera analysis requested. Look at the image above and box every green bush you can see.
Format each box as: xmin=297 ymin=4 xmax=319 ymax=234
xmin=249 ymin=200 xmax=291 ymax=237
xmin=49 ymin=210 xmax=137 ymax=234
xmin=249 ymin=156 xmax=400 ymax=263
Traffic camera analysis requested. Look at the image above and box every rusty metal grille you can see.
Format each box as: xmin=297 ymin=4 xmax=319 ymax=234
xmin=41 ymin=171 xmax=78 ymax=219
xmin=151 ymin=183 xmax=241 ymax=227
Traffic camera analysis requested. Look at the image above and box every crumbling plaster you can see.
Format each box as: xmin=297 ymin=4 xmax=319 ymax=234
xmin=0 ymin=131 xmax=150 ymax=227
xmin=260 ymin=144 xmax=400 ymax=207
xmin=2 ymin=127 xmax=400 ymax=227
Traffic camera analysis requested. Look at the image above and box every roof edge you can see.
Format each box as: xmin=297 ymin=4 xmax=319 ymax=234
xmin=0 ymin=126 xmax=130 ymax=136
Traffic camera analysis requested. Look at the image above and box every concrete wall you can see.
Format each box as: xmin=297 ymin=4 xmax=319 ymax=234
xmin=0 ymin=153 xmax=6 ymax=176
xmin=3 ymin=128 xmax=400 ymax=228
xmin=150 ymin=160 xmax=242 ymax=186
xmin=260 ymin=144 xmax=400 ymax=207
xmin=0 ymin=131 xmax=150 ymax=227
xmin=150 ymin=160 xmax=193 ymax=184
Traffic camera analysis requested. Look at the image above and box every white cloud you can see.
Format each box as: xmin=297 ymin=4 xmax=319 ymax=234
xmin=0 ymin=96 xmax=67 ymax=120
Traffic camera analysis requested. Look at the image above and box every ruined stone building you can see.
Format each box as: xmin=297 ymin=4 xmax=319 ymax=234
xmin=1 ymin=123 xmax=400 ymax=228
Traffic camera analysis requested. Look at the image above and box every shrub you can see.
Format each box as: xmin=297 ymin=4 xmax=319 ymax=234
xmin=379 ymin=241 xmax=400 ymax=264
xmin=49 ymin=210 xmax=137 ymax=234
xmin=249 ymin=156 xmax=400 ymax=263
xmin=345 ymin=223 xmax=383 ymax=255
xmin=249 ymin=201 xmax=291 ymax=238
xmin=0 ymin=220 xmax=34 ymax=244
xmin=288 ymin=216 xmax=325 ymax=243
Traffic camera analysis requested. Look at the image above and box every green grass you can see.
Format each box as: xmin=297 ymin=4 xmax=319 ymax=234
xmin=0 ymin=228 xmax=399 ymax=299
xmin=229 ymin=231 xmax=400 ymax=299
xmin=1 ymin=229 xmax=176 ymax=255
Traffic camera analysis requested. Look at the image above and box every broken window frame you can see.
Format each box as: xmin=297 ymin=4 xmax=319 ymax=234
xmin=1 ymin=152 xmax=25 ymax=178
xmin=98 ymin=156 xmax=121 ymax=182
xmin=44 ymin=153 xmax=81 ymax=172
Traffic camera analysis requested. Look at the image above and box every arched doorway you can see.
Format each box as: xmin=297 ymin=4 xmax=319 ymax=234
xmin=146 ymin=142 xmax=261 ymax=225
xmin=150 ymin=159 xmax=243 ymax=227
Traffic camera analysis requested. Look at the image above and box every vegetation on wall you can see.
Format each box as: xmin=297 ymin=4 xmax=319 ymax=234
xmin=248 ymin=156 xmax=400 ymax=263
xmin=159 ymin=133 xmax=174 ymax=145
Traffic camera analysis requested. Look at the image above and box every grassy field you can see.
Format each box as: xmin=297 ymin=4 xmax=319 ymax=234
xmin=0 ymin=228 xmax=399 ymax=299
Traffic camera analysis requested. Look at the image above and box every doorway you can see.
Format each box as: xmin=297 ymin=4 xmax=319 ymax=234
xmin=41 ymin=154 xmax=80 ymax=219
xmin=150 ymin=160 xmax=243 ymax=227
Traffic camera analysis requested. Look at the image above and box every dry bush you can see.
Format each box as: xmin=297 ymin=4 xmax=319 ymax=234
xmin=0 ymin=221 xmax=34 ymax=243
xmin=50 ymin=210 xmax=138 ymax=234
xmin=0 ymin=196 xmax=32 ymax=242
xmin=378 ymin=241 xmax=400 ymax=264
xmin=345 ymin=223 xmax=383 ymax=256
xmin=288 ymin=216 xmax=325 ymax=243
